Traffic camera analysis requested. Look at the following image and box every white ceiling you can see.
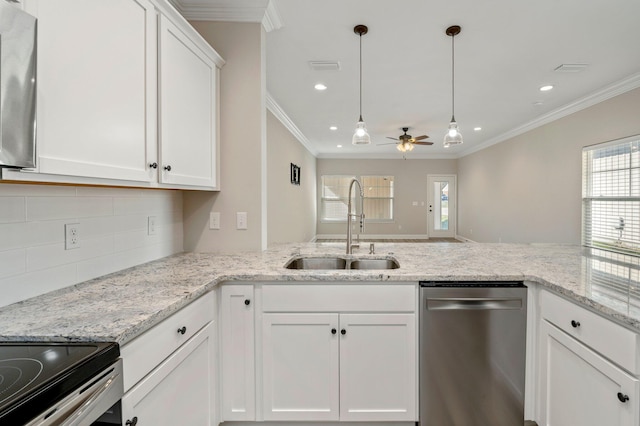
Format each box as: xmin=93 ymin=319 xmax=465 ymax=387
xmin=175 ymin=0 xmax=640 ymax=159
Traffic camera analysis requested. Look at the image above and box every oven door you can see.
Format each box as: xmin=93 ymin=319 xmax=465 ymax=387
xmin=25 ymin=359 xmax=123 ymax=426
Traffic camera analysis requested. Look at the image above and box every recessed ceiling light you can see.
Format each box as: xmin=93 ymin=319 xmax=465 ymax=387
xmin=329 ymin=126 xmax=338 ymax=130
xmin=314 ymin=83 xmax=327 ymax=91
xmin=337 ymin=144 xmax=343 ymax=148
xmin=474 ymin=127 xmax=482 ymax=131
xmin=539 ymin=85 xmax=554 ymax=92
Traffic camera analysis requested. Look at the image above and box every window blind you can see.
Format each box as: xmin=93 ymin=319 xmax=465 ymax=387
xmin=583 ymin=136 xmax=640 ymax=256
xmin=320 ymin=175 xmax=394 ymax=221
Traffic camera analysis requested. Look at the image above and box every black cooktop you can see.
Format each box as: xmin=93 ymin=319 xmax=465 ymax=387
xmin=0 ymin=342 xmax=119 ymax=425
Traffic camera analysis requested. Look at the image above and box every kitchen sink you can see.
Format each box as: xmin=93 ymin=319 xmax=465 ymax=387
xmin=349 ymin=258 xmax=400 ymax=270
xmin=285 ymin=256 xmax=399 ymax=270
xmin=285 ymin=257 xmax=347 ymax=270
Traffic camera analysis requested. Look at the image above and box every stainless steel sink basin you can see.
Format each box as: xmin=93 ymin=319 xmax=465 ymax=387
xmin=285 ymin=256 xmax=399 ymax=270
xmin=285 ymin=257 xmax=347 ymax=270
xmin=349 ymin=258 xmax=400 ymax=270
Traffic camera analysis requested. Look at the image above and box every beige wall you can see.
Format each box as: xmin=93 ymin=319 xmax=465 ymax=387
xmin=183 ymin=22 xmax=266 ymax=252
xmin=267 ymin=111 xmax=317 ymax=245
xmin=316 ymin=158 xmax=458 ymax=236
xmin=458 ymin=87 xmax=640 ymax=243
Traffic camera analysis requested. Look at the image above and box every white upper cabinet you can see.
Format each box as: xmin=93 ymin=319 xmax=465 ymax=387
xmin=27 ymin=0 xmax=157 ymax=183
xmin=158 ymin=14 xmax=219 ymax=188
xmin=17 ymin=0 xmax=223 ymax=189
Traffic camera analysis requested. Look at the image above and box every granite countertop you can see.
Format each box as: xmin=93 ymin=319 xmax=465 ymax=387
xmin=1 ymin=242 xmax=639 ymax=345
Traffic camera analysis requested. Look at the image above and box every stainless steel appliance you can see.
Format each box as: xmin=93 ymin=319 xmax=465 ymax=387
xmin=0 ymin=342 xmax=123 ymax=425
xmin=0 ymin=0 xmax=37 ymax=169
xmin=419 ymin=281 xmax=527 ymax=426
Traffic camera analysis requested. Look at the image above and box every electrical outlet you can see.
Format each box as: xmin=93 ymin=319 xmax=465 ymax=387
xmin=148 ymin=216 xmax=157 ymax=235
xmin=209 ymin=212 xmax=220 ymax=230
xmin=65 ymin=223 xmax=80 ymax=250
xmin=237 ymin=212 xmax=248 ymax=230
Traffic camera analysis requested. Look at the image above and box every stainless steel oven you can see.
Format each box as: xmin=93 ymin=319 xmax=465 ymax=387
xmin=0 ymin=342 xmax=123 ymax=426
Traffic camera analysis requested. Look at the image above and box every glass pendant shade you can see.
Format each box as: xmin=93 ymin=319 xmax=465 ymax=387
xmin=352 ymin=118 xmax=371 ymax=145
xmin=443 ymin=119 xmax=463 ymax=147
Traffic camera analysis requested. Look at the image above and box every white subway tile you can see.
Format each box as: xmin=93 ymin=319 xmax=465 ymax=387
xmin=114 ymin=229 xmax=148 ymax=252
xmin=27 ymin=197 xmax=113 ymax=221
xmin=77 ymin=254 xmax=116 ymax=283
xmin=76 ymin=186 xmax=144 ymax=198
xmin=26 ymin=235 xmax=114 ymax=272
xmin=0 ymin=223 xmax=29 ymax=251
xmin=0 ymin=197 xmax=26 ymax=223
xmin=0 ymin=249 xmax=26 ymax=279
xmin=0 ymin=183 xmax=76 ymax=197
xmin=0 ymin=264 xmax=77 ymax=308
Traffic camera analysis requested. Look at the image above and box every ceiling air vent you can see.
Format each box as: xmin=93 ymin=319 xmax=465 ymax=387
xmin=554 ymin=64 xmax=589 ymax=73
xmin=309 ymin=61 xmax=341 ymax=71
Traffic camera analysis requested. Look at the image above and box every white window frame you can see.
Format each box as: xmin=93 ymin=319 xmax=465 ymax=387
xmin=320 ymin=175 xmax=395 ymax=223
xmin=582 ymin=134 xmax=640 ymax=257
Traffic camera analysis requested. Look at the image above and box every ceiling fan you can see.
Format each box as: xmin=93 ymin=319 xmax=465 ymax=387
xmin=380 ymin=127 xmax=433 ymax=152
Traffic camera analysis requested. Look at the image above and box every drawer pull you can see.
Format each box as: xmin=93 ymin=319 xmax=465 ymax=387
xmin=341 ymin=329 xmax=346 ymax=335
xmin=177 ymin=326 xmax=187 ymax=335
xmin=618 ymin=392 xmax=630 ymax=403
xmin=149 ymin=162 xmax=158 ymax=169
xmin=164 ymin=165 xmax=172 ymax=171
xmin=331 ymin=328 xmax=337 ymax=335
xmin=126 ymin=418 xmax=138 ymax=426
xmin=244 ymin=299 xmax=251 ymax=306
xmin=571 ymin=320 xmax=581 ymax=328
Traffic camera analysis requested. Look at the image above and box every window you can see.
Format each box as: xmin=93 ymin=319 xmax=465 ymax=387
xmin=582 ymin=135 xmax=640 ymax=256
xmin=321 ymin=175 xmax=394 ymax=221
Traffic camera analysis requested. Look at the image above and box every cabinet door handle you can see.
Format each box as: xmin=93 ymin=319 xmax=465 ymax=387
xmin=164 ymin=165 xmax=172 ymax=171
xmin=125 ymin=418 xmax=138 ymax=426
xmin=177 ymin=326 xmax=187 ymax=335
xmin=244 ymin=299 xmax=251 ymax=306
xmin=618 ymin=392 xmax=630 ymax=403
xmin=340 ymin=329 xmax=346 ymax=335
xmin=331 ymin=328 xmax=337 ymax=335
xmin=149 ymin=162 xmax=158 ymax=169
xmin=571 ymin=320 xmax=581 ymax=328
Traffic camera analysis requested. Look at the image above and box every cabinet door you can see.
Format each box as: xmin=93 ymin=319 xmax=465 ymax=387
xmin=262 ymin=313 xmax=340 ymax=421
xmin=339 ymin=313 xmax=417 ymax=421
xmin=28 ymin=0 xmax=156 ymax=182
xmin=158 ymin=15 xmax=218 ymax=188
xmin=121 ymin=321 xmax=215 ymax=425
xmin=220 ymin=285 xmax=255 ymax=420
xmin=538 ymin=321 xmax=640 ymax=426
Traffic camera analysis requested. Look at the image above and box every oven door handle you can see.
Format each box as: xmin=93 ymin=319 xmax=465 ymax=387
xmin=59 ymin=367 xmax=122 ymax=426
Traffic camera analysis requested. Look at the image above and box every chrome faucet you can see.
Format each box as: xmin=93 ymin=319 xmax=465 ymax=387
xmin=346 ymin=178 xmax=365 ymax=254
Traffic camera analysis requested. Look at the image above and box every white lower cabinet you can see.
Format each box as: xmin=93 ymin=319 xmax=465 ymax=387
xmin=259 ymin=284 xmax=417 ymax=423
xmin=220 ymin=285 xmax=256 ymax=421
xmin=122 ymin=322 xmax=216 ymax=425
xmin=537 ymin=290 xmax=640 ymax=426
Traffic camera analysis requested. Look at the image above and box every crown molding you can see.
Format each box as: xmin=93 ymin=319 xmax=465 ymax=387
xmin=170 ymin=0 xmax=283 ymax=32
xmin=266 ymin=92 xmax=317 ymax=156
xmin=459 ymin=72 xmax=640 ymax=158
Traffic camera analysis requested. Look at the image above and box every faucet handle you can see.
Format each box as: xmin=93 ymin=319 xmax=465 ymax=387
xmin=369 ymin=243 xmax=375 ymax=254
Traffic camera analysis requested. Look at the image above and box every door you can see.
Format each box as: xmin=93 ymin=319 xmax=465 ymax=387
xmin=262 ymin=313 xmax=340 ymax=421
xmin=121 ymin=322 xmax=215 ymax=426
xmin=158 ymin=14 xmax=218 ymax=188
xmin=339 ymin=314 xmax=417 ymax=421
xmin=427 ymin=175 xmax=456 ymax=238
xmin=220 ymin=285 xmax=255 ymax=421
xmin=538 ymin=321 xmax=640 ymax=426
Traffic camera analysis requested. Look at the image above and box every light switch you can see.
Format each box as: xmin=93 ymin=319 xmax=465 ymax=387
xmin=209 ymin=212 xmax=220 ymax=230
xmin=237 ymin=212 xmax=248 ymax=230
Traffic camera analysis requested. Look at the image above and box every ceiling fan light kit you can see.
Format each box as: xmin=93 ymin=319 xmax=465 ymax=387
xmin=444 ymin=25 xmax=463 ymax=148
xmin=352 ymin=24 xmax=371 ymax=145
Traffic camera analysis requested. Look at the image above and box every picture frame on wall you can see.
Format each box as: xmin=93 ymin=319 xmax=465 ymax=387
xmin=290 ymin=163 xmax=301 ymax=185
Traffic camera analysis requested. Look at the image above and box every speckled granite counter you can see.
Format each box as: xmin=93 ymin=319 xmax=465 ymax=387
xmin=1 ymin=242 xmax=639 ymax=344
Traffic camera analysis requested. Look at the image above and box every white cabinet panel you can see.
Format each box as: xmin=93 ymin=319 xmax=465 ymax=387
xmin=538 ymin=321 xmax=640 ymax=426
xmin=29 ymin=0 xmax=156 ymax=182
xmin=262 ymin=313 xmax=340 ymax=421
xmin=339 ymin=314 xmax=416 ymax=421
xmin=158 ymin=14 xmax=218 ymax=188
xmin=220 ymin=285 xmax=255 ymax=420
xmin=122 ymin=321 xmax=216 ymax=426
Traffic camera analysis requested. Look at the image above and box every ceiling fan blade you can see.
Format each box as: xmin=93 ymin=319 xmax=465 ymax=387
xmin=413 ymin=141 xmax=434 ymax=145
xmin=377 ymin=142 xmax=399 ymax=146
xmin=413 ymin=135 xmax=429 ymax=141
xmin=386 ymin=137 xmax=400 ymax=141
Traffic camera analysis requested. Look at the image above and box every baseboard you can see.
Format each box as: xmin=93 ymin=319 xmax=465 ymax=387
xmin=456 ymin=235 xmax=477 ymax=243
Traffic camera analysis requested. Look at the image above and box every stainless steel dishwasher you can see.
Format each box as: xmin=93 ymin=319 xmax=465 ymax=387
xmin=419 ymin=281 xmax=527 ymax=426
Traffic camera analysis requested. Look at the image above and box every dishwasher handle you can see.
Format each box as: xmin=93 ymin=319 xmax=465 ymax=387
xmin=425 ymin=297 xmax=523 ymax=310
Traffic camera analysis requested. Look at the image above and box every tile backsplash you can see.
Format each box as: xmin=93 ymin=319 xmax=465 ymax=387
xmin=0 ymin=183 xmax=184 ymax=308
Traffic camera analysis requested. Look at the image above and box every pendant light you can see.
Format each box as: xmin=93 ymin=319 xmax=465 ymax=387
xmin=352 ymin=25 xmax=371 ymax=145
xmin=444 ymin=25 xmax=463 ymax=148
